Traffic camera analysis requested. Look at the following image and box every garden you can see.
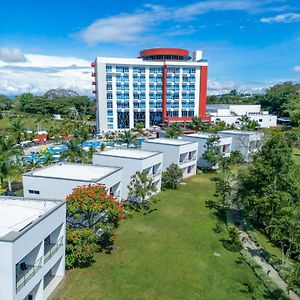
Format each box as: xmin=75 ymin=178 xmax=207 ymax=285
xmin=53 ymin=173 xmax=274 ymax=300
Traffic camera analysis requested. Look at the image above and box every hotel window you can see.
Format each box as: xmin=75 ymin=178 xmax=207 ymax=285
xmin=106 ymin=83 xmax=112 ymax=91
xmin=116 ymin=66 xmax=129 ymax=73
xmin=107 ymin=110 xmax=113 ymax=116
xmin=107 ymin=101 xmax=113 ymax=108
xmin=149 ymin=67 xmax=162 ymax=74
xmin=29 ymin=189 xmax=40 ymax=195
xmin=133 ymin=66 xmax=145 ymax=73
xmin=106 ymin=75 xmax=112 ymax=81
xmin=106 ymin=65 xmax=112 ymax=72
xmin=107 ymin=117 xmax=114 ymax=123
xmin=107 ymin=93 xmax=113 ymax=100
xmin=108 ymin=124 xmax=113 ymax=129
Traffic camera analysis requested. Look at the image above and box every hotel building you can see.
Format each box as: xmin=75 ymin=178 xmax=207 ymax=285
xmin=91 ymin=48 xmax=209 ymax=132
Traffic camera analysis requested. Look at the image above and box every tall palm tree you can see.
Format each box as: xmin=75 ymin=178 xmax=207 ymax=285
xmin=9 ymin=118 xmax=25 ymax=144
xmin=120 ymin=130 xmax=137 ymax=148
xmin=0 ymin=135 xmax=24 ymax=191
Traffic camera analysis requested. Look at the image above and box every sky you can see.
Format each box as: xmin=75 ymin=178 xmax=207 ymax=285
xmin=0 ymin=0 xmax=299 ymax=96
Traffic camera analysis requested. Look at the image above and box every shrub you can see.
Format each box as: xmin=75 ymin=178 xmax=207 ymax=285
xmin=65 ymin=227 xmax=99 ymax=269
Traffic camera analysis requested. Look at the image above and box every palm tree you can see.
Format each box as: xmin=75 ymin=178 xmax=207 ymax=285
xmin=120 ymin=130 xmax=137 ymax=148
xmin=61 ymin=138 xmax=86 ymax=163
xmin=0 ymin=135 xmax=24 ymax=191
xmin=9 ymin=118 xmax=25 ymax=144
xmin=164 ymin=123 xmax=182 ymax=139
xmin=73 ymin=123 xmax=92 ymax=142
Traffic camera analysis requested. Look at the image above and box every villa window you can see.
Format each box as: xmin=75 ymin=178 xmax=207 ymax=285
xmin=28 ymin=190 xmax=40 ymax=195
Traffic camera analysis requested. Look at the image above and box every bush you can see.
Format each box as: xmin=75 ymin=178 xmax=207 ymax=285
xmin=65 ymin=227 xmax=99 ymax=269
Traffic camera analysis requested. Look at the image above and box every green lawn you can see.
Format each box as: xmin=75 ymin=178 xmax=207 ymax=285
xmin=53 ymin=174 xmax=272 ymax=300
xmin=293 ymin=148 xmax=300 ymax=165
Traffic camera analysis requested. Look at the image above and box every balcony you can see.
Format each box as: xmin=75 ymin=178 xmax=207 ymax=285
xmin=91 ymin=73 xmax=96 ymax=77
xmin=16 ymin=257 xmax=43 ymax=293
xmin=91 ymin=62 xmax=96 ymax=67
xmin=44 ymin=236 xmax=64 ymax=264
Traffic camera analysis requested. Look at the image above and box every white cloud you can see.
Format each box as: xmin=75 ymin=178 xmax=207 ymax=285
xmin=76 ymin=1 xmax=288 ymax=45
xmin=0 ymin=53 xmax=91 ymax=95
xmin=261 ymin=13 xmax=300 ymax=23
xmin=208 ymin=79 xmax=272 ymax=95
xmin=0 ymin=48 xmax=27 ymax=62
xmin=294 ymin=66 xmax=300 ymax=72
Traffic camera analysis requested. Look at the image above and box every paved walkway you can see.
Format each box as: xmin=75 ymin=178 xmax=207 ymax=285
xmin=228 ymin=209 xmax=299 ymax=300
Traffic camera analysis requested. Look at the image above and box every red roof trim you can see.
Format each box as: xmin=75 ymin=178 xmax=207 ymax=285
xmin=140 ymin=48 xmax=189 ymax=58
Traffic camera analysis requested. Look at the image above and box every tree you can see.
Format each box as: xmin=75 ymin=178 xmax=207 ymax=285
xmin=203 ymin=134 xmax=222 ymax=168
xmin=120 ymin=130 xmax=137 ymax=148
xmin=0 ymin=135 xmax=24 ymax=191
xmin=9 ymin=118 xmax=25 ymax=144
xmin=164 ymin=123 xmax=182 ymax=139
xmin=133 ymin=122 xmax=144 ymax=135
xmin=236 ymin=132 xmax=300 ymax=259
xmin=128 ymin=171 xmax=157 ymax=203
xmin=65 ymin=227 xmax=98 ymax=269
xmin=288 ymin=262 xmax=300 ymax=293
xmin=162 ymin=163 xmax=183 ymax=189
xmin=66 ymin=184 xmax=124 ymax=235
xmin=189 ymin=116 xmax=208 ymax=132
xmin=61 ymin=138 xmax=87 ymax=163
xmin=238 ymin=115 xmax=259 ymax=131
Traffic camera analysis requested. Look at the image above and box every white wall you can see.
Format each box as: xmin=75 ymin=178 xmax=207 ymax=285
xmin=0 ymin=202 xmax=66 ymax=300
xmin=218 ymin=131 xmax=263 ymax=162
xmin=141 ymin=141 xmax=198 ymax=178
xmin=93 ymin=153 xmax=163 ymax=199
xmin=22 ymin=169 xmax=122 ymax=201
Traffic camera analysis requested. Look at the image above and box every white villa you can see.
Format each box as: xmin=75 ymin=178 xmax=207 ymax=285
xmin=22 ymin=163 xmax=123 ymax=201
xmin=141 ymin=138 xmax=198 ymax=178
xmin=93 ymin=149 xmax=163 ymax=200
xmin=182 ymin=133 xmax=232 ymax=168
xmin=0 ymin=197 xmax=66 ymax=300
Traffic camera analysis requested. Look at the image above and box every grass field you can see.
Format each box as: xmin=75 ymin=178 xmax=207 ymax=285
xmin=53 ymin=173 xmax=273 ymax=300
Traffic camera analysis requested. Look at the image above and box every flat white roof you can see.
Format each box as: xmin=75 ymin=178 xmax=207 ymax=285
xmin=0 ymin=198 xmax=59 ymax=238
xmin=184 ymin=133 xmax=212 ymax=139
xmin=218 ymin=130 xmax=260 ymax=135
xmin=144 ymin=138 xmax=193 ymax=146
xmin=24 ymin=163 xmax=121 ymax=182
xmin=96 ymin=148 xmax=160 ymax=159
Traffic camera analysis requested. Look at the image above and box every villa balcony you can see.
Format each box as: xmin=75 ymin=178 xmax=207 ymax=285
xmin=16 ymin=256 xmax=43 ymax=293
xmin=44 ymin=236 xmax=64 ymax=264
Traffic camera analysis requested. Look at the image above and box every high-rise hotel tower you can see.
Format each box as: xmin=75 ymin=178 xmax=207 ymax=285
xmin=91 ymin=48 xmax=209 ymax=132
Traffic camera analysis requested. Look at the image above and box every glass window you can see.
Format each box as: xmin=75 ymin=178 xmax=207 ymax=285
xmin=106 ymin=75 xmax=112 ymax=81
xmin=107 ymin=110 xmax=113 ymax=116
xmin=108 ymin=124 xmax=113 ymax=129
xmin=107 ymin=93 xmax=113 ymax=99
xmin=107 ymin=101 xmax=113 ymax=108
xmin=106 ymin=83 xmax=112 ymax=91
xmin=107 ymin=117 xmax=114 ymax=123
xmin=106 ymin=65 xmax=112 ymax=72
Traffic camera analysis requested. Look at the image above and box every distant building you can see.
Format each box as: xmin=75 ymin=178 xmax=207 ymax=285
xmin=206 ymin=104 xmax=277 ymax=128
xmin=182 ymin=133 xmax=232 ymax=169
xmin=93 ymin=149 xmax=163 ymax=200
xmin=218 ymin=130 xmax=264 ymax=161
xmin=0 ymin=196 xmax=66 ymax=300
xmin=22 ymin=163 xmax=123 ymax=201
xmin=141 ymin=138 xmax=198 ymax=178
xmin=91 ymin=48 xmax=209 ymax=132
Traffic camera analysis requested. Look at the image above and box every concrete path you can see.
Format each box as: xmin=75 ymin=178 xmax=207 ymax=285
xmin=229 ymin=209 xmax=299 ymax=300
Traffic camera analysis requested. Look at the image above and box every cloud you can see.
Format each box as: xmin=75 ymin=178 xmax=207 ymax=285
xmin=0 ymin=48 xmax=27 ymax=62
xmin=208 ymin=79 xmax=272 ymax=94
xmin=0 ymin=53 xmax=91 ymax=95
xmin=76 ymin=1 xmax=288 ymax=45
xmin=294 ymin=66 xmax=300 ymax=72
xmin=261 ymin=13 xmax=300 ymax=23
